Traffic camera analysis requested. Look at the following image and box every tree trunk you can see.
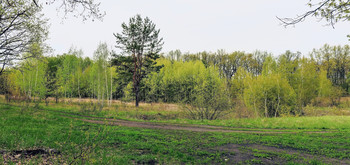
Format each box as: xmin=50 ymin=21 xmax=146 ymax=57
xmin=45 ymin=97 xmax=49 ymax=106
xmin=110 ymin=68 xmax=113 ymax=106
xmin=135 ymin=84 xmax=140 ymax=107
xmin=104 ymin=63 xmax=108 ymax=107
xmin=55 ymin=94 xmax=58 ymax=103
xmin=264 ymin=93 xmax=268 ymax=117
xmin=34 ymin=63 xmax=38 ymax=103
xmin=64 ymin=84 xmax=66 ymax=103
xmin=133 ymin=53 xmax=138 ymax=107
xmin=78 ymin=72 xmax=81 ymax=105
xmin=98 ymin=70 xmax=100 ymax=105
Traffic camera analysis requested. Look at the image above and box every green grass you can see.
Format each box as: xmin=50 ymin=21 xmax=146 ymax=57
xmin=34 ymin=101 xmax=350 ymax=130
xmin=168 ymin=116 xmax=350 ymax=130
xmin=1 ymin=103 xmax=350 ymax=164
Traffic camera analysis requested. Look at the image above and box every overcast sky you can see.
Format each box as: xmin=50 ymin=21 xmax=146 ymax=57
xmin=42 ymin=0 xmax=350 ymax=58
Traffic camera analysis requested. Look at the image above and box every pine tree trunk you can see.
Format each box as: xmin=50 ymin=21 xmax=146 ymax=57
xmin=55 ymin=91 xmax=58 ymax=103
xmin=135 ymin=85 xmax=139 ymax=107
xmin=133 ymin=53 xmax=138 ymax=107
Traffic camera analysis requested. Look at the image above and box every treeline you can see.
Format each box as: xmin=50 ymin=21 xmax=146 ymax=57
xmin=120 ymin=44 xmax=350 ymax=117
xmin=1 ymin=43 xmax=116 ymax=106
xmin=1 ymin=44 xmax=349 ymax=117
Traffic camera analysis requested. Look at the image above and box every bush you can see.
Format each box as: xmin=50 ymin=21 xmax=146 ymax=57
xmin=183 ymin=66 xmax=232 ymax=120
xmin=316 ymin=70 xmax=344 ymax=106
xmin=243 ymin=73 xmax=296 ymax=117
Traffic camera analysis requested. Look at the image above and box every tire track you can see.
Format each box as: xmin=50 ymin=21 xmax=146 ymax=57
xmin=58 ymin=113 xmax=335 ymax=134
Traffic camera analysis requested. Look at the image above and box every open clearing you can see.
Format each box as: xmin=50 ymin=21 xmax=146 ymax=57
xmin=1 ymin=102 xmax=350 ymax=164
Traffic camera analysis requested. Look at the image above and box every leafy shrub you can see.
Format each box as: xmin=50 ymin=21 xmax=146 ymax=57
xmin=243 ymin=73 xmax=296 ymax=117
xmin=183 ymin=66 xmax=232 ymax=120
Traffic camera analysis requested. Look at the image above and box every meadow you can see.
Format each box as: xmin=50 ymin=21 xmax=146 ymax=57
xmin=1 ymin=97 xmax=350 ymax=164
xmin=2 ymin=1 xmax=350 ymax=164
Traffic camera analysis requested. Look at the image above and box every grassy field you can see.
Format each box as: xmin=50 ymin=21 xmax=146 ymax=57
xmin=1 ymin=99 xmax=350 ymax=164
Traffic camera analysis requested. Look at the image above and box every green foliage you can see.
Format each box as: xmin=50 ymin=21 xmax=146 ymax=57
xmin=317 ymin=69 xmax=343 ymax=106
xmin=145 ymin=59 xmax=212 ymax=103
xmin=45 ymin=56 xmax=61 ymax=101
xmin=184 ymin=66 xmax=231 ymax=120
xmin=244 ymin=72 xmax=296 ymax=117
xmin=2 ymin=42 xmax=350 ymax=119
xmin=318 ymin=69 xmax=334 ymax=98
xmin=122 ymin=82 xmax=134 ymax=102
xmin=161 ymin=59 xmax=203 ymax=103
xmin=244 ymin=57 xmax=296 ymax=117
xmin=311 ymin=44 xmax=350 ymax=90
xmin=91 ymin=43 xmax=114 ymax=105
xmin=6 ymin=70 xmax=22 ymax=96
xmin=7 ymin=46 xmax=48 ymax=101
xmin=0 ymin=72 xmax=9 ymax=94
xmin=230 ymin=67 xmax=250 ymax=98
xmin=0 ymin=0 xmax=48 ymax=75
xmin=290 ymin=58 xmax=319 ymax=110
xmin=141 ymin=59 xmax=232 ymax=120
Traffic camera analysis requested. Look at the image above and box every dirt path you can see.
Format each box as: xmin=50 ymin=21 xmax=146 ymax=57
xmin=58 ymin=112 xmax=334 ymax=134
xmin=214 ymin=143 xmax=350 ymax=165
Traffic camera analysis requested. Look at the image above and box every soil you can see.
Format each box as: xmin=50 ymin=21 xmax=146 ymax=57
xmin=212 ymin=143 xmax=350 ymax=164
xmin=2 ymin=108 xmax=348 ymax=164
xmin=57 ymin=111 xmax=350 ymax=164
xmin=1 ymin=148 xmax=61 ymax=165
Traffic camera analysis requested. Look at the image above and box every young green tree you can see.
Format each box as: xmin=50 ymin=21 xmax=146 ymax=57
xmin=113 ymin=15 xmax=164 ymax=107
xmin=244 ymin=57 xmax=296 ymax=117
xmin=45 ymin=56 xmax=62 ymax=103
xmin=93 ymin=43 xmax=110 ymax=106
xmin=185 ymin=65 xmax=231 ymax=120
xmin=67 ymin=48 xmax=84 ymax=103
xmin=230 ymin=67 xmax=250 ymax=98
xmin=291 ymin=58 xmax=319 ymax=112
xmin=5 ymin=70 xmax=22 ymax=99
xmin=318 ymin=69 xmax=343 ymax=105
xmin=311 ymin=44 xmax=350 ymax=91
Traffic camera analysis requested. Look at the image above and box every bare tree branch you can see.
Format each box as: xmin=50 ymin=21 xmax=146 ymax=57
xmin=41 ymin=0 xmax=105 ymax=21
xmin=278 ymin=0 xmax=350 ymax=27
xmin=0 ymin=0 xmax=48 ymax=75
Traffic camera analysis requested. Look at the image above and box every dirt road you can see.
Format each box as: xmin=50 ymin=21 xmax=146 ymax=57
xmin=58 ymin=112 xmax=333 ymax=134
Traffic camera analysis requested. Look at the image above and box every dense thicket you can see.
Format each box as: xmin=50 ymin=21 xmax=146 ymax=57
xmin=1 ymin=44 xmax=349 ymax=118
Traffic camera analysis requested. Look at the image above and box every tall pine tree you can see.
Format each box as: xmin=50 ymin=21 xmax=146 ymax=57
xmin=113 ymin=15 xmax=163 ymax=107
